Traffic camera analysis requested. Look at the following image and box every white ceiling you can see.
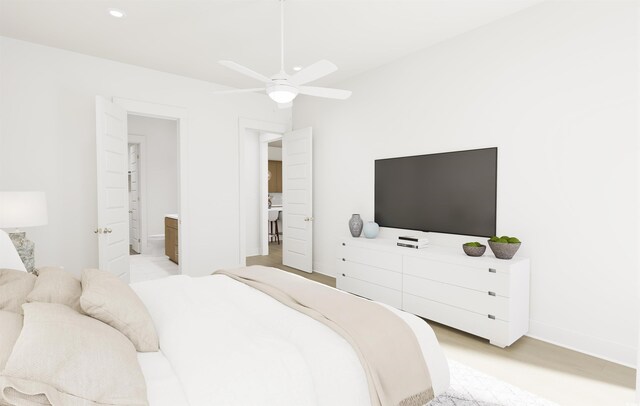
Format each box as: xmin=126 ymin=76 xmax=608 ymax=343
xmin=0 ymin=0 xmax=541 ymax=89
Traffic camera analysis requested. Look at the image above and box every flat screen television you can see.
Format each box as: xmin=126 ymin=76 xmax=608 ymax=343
xmin=375 ymin=147 xmax=497 ymax=237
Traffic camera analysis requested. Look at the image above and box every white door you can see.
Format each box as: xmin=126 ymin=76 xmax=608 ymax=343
xmin=128 ymin=144 xmax=141 ymax=254
xmin=282 ymin=127 xmax=313 ymax=273
xmin=96 ymin=96 xmax=130 ymax=282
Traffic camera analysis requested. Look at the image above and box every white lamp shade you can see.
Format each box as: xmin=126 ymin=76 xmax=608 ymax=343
xmin=0 ymin=191 xmax=48 ymax=229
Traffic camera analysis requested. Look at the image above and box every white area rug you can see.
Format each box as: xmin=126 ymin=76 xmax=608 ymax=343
xmin=429 ymin=360 xmax=558 ymax=406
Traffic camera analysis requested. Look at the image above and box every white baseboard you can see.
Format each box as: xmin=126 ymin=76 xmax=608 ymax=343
xmin=528 ymin=319 xmax=637 ymax=368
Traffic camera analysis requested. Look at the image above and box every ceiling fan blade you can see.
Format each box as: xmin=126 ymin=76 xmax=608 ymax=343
xmin=212 ymin=88 xmax=264 ymax=95
xmin=289 ymin=60 xmax=338 ymax=85
xmin=277 ymin=102 xmax=292 ymax=109
xmin=219 ymin=60 xmax=272 ymax=83
xmin=298 ymin=86 xmax=352 ymax=100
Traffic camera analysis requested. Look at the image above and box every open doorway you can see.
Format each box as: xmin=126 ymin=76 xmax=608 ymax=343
xmin=238 ymin=120 xmax=314 ymax=275
xmin=267 ymin=138 xmax=283 ymax=250
xmin=244 ymin=131 xmax=283 ymax=265
xmin=127 ymin=114 xmax=180 ymax=282
xmin=96 ymin=97 xmax=188 ymax=283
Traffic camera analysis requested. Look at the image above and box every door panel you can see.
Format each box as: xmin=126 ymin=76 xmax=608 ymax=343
xmin=96 ymin=96 xmax=130 ymax=282
xmin=282 ymin=127 xmax=313 ymax=273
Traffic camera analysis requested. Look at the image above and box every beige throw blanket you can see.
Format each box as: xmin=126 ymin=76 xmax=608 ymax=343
xmin=214 ymin=266 xmax=434 ymax=406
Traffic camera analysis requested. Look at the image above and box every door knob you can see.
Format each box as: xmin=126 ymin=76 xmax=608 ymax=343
xmin=304 ymin=217 xmax=314 ymax=222
xmin=104 ymin=228 xmax=113 ymax=234
xmin=129 ymin=210 xmax=133 ymax=214
xmin=93 ymin=228 xmax=102 ymax=234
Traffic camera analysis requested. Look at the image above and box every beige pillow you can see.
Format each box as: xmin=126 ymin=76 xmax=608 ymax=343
xmin=26 ymin=266 xmax=82 ymax=312
xmin=0 ymin=269 xmax=36 ymax=314
xmin=0 ymin=310 xmax=22 ymax=370
xmin=0 ymin=311 xmax=23 ymax=406
xmin=0 ymin=303 xmax=148 ymax=406
xmin=80 ymin=269 xmax=159 ymax=352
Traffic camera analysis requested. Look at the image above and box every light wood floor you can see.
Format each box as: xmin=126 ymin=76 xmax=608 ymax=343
xmin=246 ymin=242 xmax=335 ymax=287
xmin=247 ymin=242 xmax=636 ymax=406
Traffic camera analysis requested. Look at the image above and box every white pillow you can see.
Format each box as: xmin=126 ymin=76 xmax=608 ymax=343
xmin=0 ymin=230 xmax=27 ymax=272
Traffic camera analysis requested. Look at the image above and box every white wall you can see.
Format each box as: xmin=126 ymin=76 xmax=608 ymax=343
xmin=294 ymin=2 xmax=638 ymax=366
xmin=128 ymin=115 xmax=178 ymax=240
xmin=0 ymin=37 xmax=291 ymax=277
xmin=268 ymin=146 xmax=282 ymax=161
xmin=245 ymin=130 xmax=261 ymax=257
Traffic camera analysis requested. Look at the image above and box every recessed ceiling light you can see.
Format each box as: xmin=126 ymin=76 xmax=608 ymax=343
xmin=108 ymin=8 xmax=126 ymax=18
xmin=293 ymin=66 xmax=303 ymax=72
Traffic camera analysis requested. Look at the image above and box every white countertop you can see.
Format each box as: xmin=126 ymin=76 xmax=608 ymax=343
xmin=165 ymin=214 xmax=179 ymax=220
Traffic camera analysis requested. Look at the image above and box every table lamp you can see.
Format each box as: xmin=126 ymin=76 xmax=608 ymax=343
xmin=0 ymin=191 xmax=48 ymax=273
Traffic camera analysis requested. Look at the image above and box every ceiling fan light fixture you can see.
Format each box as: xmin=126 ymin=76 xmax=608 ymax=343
xmin=267 ymin=84 xmax=299 ymax=104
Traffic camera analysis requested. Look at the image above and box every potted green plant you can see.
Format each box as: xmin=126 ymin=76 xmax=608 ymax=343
xmin=462 ymin=242 xmax=486 ymax=257
xmin=487 ymin=235 xmax=521 ymax=260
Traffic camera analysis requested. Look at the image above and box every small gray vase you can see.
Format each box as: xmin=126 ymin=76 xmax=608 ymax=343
xmin=349 ymin=214 xmax=364 ymax=237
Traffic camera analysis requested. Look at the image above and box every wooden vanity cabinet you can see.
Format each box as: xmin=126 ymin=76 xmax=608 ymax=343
xmin=165 ymin=217 xmax=179 ymax=264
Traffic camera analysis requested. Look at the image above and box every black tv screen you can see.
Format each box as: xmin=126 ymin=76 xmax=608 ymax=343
xmin=375 ymin=147 xmax=497 ymax=237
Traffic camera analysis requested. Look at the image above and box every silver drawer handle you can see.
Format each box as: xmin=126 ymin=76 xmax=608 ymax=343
xmin=488 ymin=268 xmax=496 ymax=273
xmin=488 ymin=291 xmax=496 ymax=296
xmin=488 ymin=314 xmax=496 ymax=320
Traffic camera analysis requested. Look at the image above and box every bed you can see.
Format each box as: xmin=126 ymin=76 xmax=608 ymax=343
xmin=132 ymin=272 xmax=450 ymax=406
xmin=0 ymin=229 xmax=449 ymax=406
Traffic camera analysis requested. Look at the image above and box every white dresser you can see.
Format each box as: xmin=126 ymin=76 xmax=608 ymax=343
xmin=336 ymin=237 xmax=530 ymax=347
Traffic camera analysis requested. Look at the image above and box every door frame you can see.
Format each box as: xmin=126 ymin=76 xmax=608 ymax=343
xmin=114 ymin=97 xmax=188 ymax=273
xmin=127 ymin=135 xmax=147 ymax=254
xmin=238 ymin=118 xmax=290 ymax=266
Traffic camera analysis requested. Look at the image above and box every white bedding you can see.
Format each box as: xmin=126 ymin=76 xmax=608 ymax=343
xmin=132 ymin=274 xmax=449 ymax=406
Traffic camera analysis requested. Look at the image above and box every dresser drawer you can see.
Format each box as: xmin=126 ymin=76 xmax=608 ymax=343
xmin=338 ymin=242 xmax=402 ymax=272
xmin=337 ymin=274 xmax=402 ymax=308
xmin=337 ymin=260 xmax=402 ymax=291
xmin=403 ymin=275 xmax=510 ymax=321
xmin=403 ymin=293 xmax=508 ymax=341
xmin=404 ymin=256 xmax=510 ymax=297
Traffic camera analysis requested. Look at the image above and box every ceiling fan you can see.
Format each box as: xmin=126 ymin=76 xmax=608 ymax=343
xmin=215 ymin=0 xmax=352 ymax=108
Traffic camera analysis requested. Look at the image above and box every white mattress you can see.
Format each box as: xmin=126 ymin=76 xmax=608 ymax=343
xmin=133 ymin=273 xmax=449 ymax=406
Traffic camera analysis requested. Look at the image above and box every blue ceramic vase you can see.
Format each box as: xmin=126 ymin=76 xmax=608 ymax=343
xmin=363 ymin=221 xmax=380 ymax=239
